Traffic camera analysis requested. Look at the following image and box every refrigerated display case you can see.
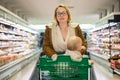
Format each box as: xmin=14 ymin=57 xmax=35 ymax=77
xmin=0 ymin=17 xmax=41 ymax=80
xmin=108 ymin=22 xmax=120 ymax=75
xmin=0 ymin=6 xmax=41 ymax=79
xmin=87 ymin=13 xmax=120 ymax=75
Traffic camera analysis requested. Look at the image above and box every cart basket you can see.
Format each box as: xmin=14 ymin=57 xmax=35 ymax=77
xmin=37 ymin=55 xmax=91 ymax=80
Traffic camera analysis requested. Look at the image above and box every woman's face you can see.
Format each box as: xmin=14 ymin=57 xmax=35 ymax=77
xmin=56 ymin=7 xmax=68 ymax=23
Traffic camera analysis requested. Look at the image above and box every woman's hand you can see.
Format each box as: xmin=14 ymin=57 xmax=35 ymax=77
xmin=51 ymin=54 xmax=57 ymax=61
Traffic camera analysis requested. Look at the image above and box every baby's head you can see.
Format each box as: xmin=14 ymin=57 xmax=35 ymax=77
xmin=67 ymin=36 xmax=82 ymax=51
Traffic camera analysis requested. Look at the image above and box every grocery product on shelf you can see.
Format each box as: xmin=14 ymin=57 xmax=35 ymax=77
xmin=0 ymin=18 xmax=38 ymax=66
xmin=0 ymin=17 xmax=40 ymax=80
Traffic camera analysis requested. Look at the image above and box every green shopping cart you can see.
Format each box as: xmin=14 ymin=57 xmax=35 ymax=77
xmin=37 ymin=55 xmax=92 ymax=80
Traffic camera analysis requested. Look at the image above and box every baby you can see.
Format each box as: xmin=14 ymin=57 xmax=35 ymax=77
xmin=65 ymin=36 xmax=83 ymax=61
xmin=65 ymin=36 xmax=94 ymax=64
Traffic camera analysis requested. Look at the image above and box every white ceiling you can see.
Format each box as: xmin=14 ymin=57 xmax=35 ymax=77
xmin=17 ymin=0 xmax=116 ymax=24
xmin=0 ymin=0 xmax=118 ymax=28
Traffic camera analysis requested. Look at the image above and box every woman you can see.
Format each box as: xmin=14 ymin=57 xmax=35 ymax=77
xmin=43 ymin=4 xmax=86 ymax=60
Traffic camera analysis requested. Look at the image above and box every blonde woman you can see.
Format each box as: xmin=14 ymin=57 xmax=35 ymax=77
xmin=43 ymin=4 xmax=86 ymax=60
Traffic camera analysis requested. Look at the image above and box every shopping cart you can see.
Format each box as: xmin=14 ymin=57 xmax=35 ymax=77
xmin=37 ymin=55 xmax=92 ymax=80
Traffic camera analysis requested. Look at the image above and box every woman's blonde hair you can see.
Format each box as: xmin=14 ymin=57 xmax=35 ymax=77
xmin=54 ymin=4 xmax=71 ymax=24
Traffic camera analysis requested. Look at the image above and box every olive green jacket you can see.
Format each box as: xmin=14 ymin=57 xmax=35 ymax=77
xmin=43 ymin=23 xmax=86 ymax=57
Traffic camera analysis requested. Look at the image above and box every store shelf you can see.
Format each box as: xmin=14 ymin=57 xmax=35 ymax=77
xmin=88 ymin=50 xmax=111 ymax=72
xmin=9 ymin=57 xmax=39 ymax=80
xmin=114 ymin=68 xmax=120 ymax=75
xmin=0 ymin=5 xmax=28 ymax=26
xmin=87 ymin=13 xmax=120 ymax=75
xmin=88 ymin=50 xmax=110 ymax=60
xmin=0 ymin=5 xmax=40 ymax=80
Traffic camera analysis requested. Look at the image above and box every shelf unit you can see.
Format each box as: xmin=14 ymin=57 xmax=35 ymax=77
xmin=0 ymin=5 xmax=40 ymax=80
xmin=108 ymin=21 xmax=120 ymax=75
xmin=87 ymin=12 xmax=120 ymax=75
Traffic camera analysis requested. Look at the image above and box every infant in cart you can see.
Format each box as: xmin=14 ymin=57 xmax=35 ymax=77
xmin=52 ymin=36 xmax=94 ymax=64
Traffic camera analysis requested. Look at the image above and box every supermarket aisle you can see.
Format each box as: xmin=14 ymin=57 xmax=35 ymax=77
xmin=7 ymin=56 xmax=120 ymax=80
xmin=93 ymin=61 xmax=120 ymax=80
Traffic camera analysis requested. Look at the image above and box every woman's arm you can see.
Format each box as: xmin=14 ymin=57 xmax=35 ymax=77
xmin=75 ymin=25 xmax=87 ymax=54
xmin=43 ymin=26 xmax=57 ymax=57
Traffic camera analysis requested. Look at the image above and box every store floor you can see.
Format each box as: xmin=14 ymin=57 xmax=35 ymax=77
xmin=8 ymin=60 xmax=37 ymax=80
xmin=93 ymin=61 xmax=120 ymax=80
xmin=8 ymin=58 xmax=120 ymax=80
